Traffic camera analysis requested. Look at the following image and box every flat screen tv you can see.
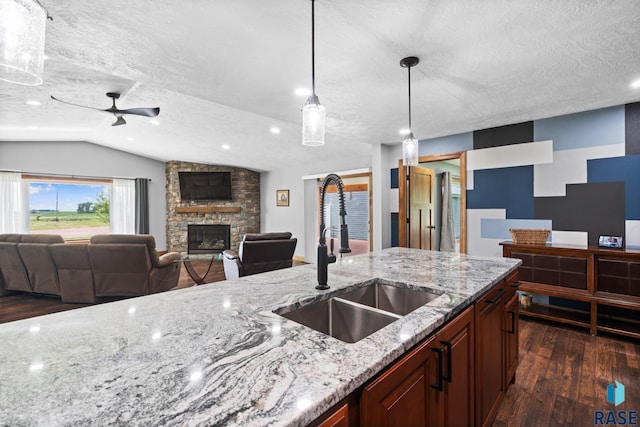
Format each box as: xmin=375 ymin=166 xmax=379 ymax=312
xmin=178 ymin=172 xmax=232 ymax=201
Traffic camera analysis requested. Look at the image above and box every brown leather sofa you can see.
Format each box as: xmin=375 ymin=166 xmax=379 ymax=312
xmin=222 ymin=232 xmax=297 ymax=280
xmin=0 ymin=234 xmax=64 ymax=297
xmin=0 ymin=234 xmax=181 ymax=303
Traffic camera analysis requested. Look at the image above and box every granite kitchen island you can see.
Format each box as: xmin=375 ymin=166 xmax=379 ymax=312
xmin=0 ymin=248 xmax=520 ymax=426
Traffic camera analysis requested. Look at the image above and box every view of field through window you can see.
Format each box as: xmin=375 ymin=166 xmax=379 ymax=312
xmin=29 ymin=181 xmax=111 ymax=240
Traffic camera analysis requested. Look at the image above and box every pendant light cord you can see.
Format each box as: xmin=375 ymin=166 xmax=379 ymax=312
xmin=407 ymin=66 xmax=412 ymax=130
xmin=311 ymin=0 xmax=316 ymax=95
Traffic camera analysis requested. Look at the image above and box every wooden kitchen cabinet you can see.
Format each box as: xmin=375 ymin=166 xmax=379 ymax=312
xmin=360 ymin=334 xmax=439 ymax=426
xmin=310 ymin=395 xmax=359 ymax=427
xmin=434 ymin=305 xmax=475 ymax=427
xmin=475 ymin=279 xmax=507 ymax=427
xmin=503 ymin=290 xmax=519 ymax=388
xmin=311 ymin=275 xmax=519 ymax=427
xmin=360 ymin=306 xmax=475 ymax=427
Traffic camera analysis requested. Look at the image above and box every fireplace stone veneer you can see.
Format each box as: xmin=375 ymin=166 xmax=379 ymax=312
xmin=166 ymin=161 xmax=260 ymax=253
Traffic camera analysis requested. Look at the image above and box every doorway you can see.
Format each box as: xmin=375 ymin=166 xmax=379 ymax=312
xmin=398 ymin=151 xmax=467 ymax=253
xmin=317 ymin=172 xmax=372 ymax=255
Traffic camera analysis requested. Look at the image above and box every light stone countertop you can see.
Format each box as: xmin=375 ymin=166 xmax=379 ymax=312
xmin=0 ymin=247 xmax=520 ymax=426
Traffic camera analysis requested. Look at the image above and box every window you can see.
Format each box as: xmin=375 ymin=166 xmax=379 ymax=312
xmin=26 ymin=176 xmax=111 ymax=241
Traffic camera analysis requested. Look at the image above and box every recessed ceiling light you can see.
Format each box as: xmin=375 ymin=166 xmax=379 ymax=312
xmin=127 ymin=137 xmax=135 ymax=142
xmin=398 ymin=128 xmax=410 ymax=135
xmin=631 ymin=79 xmax=640 ymax=89
xmin=295 ymin=88 xmax=312 ymax=97
xmin=26 ymin=100 xmax=41 ymax=106
xmin=150 ymin=119 xmax=160 ymax=125
xmin=221 ymin=144 xmax=230 ymax=150
xmin=270 ymin=127 xmax=280 ymax=134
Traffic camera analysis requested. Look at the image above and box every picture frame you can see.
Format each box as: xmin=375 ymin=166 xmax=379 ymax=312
xmin=276 ymin=189 xmax=289 ymax=207
xmin=598 ymin=235 xmax=623 ymax=249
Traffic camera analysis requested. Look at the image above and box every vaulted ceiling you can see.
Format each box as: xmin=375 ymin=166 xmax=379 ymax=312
xmin=1 ymin=0 xmax=639 ymax=172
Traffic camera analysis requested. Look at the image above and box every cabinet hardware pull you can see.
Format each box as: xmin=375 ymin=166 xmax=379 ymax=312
xmin=485 ymin=288 xmax=506 ymax=304
xmin=511 ymin=281 xmax=522 ymax=288
xmin=508 ymin=311 xmax=516 ymax=334
xmin=440 ymin=340 xmax=452 ymax=382
xmin=431 ymin=347 xmax=444 ymax=392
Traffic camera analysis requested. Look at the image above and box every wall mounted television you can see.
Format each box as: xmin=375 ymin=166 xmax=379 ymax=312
xmin=178 ymin=172 xmax=232 ymax=201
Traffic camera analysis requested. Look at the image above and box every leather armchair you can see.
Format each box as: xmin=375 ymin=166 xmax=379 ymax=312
xmin=223 ymin=232 xmax=297 ymax=280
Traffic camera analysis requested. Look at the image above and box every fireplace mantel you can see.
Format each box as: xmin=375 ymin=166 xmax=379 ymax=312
xmin=175 ymin=206 xmax=241 ymax=213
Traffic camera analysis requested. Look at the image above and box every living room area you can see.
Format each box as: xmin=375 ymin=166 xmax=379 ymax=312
xmin=0 ymin=141 xmax=315 ymax=322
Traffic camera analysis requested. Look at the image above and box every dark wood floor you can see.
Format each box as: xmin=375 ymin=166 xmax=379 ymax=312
xmin=495 ymin=320 xmax=640 ymax=426
xmin=2 ymin=264 xmax=639 ymax=426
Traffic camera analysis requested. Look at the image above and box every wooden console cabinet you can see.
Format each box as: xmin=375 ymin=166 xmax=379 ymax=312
xmin=501 ymin=242 xmax=640 ymax=339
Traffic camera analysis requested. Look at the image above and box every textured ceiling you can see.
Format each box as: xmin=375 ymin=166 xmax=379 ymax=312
xmin=1 ymin=0 xmax=639 ymax=172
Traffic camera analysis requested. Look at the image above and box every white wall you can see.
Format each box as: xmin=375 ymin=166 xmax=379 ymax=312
xmin=261 ymin=153 xmax=373 ymax=261
xmin=0 ymin=141 xmax=168 ymax=249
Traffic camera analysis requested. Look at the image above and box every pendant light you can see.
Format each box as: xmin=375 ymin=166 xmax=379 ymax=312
xmin=400 ymin=56 xmax=420 ymax=166
xmin=302 ymin=0 xmax=325 ymax=146
xmin=0 ymin=0 xmax=52 ymax=86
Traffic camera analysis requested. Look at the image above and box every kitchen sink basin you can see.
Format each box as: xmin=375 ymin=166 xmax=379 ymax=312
xmin=338 ymin=281 xmax=441 ymax=316
xmin=277 ymin=280 xmax=442 ymax=343
xmin=280 ymin=297 xmax=400 ymax=343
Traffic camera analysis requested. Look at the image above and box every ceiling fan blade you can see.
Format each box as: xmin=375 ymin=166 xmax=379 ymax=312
xmin=116 ymin=107 xmax=160 ymax=117
xmin=50 ymin=95 xmax=104 ymax=112
xmin=112 ymin=116 xmax=127 ymax=126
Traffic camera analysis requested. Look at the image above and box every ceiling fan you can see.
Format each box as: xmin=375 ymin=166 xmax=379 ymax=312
xmin=50 ymin=92 xmax=160 ymax=126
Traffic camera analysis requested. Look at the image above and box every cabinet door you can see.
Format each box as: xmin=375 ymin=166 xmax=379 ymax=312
xmin=361 ymin=335 xmax=438 ymax=427
xmin=504 ymin=292 xmax=519 ymax=388
xmin=437 ymin=305 xmax=475 ymax=427
xmin=311 ymin=395 xmax=359 ymax=427
xmin=475 ymin=283 xmax=506 ymax=427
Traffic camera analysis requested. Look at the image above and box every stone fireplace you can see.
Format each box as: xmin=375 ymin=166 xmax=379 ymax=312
xmin=166 ymin=161 xmax=260 ymax=253
xmin=187 ymin=224 xmax=230 ymax=254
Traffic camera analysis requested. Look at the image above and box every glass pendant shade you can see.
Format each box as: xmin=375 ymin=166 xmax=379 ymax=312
xmin=302 ymin=94 xmax=325 ymax=146
xmin=0 ymin=0 xmax=47 ymax=86
xmin=402 ymin=131 xmax=419 ymax=166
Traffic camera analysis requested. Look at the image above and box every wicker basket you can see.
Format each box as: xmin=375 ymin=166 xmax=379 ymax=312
xmin=509 ymin=228 xmax=550 ymax=245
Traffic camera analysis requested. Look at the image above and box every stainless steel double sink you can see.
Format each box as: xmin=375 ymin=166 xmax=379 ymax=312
xmin=276 ymin=279 xmax=442 ymax=343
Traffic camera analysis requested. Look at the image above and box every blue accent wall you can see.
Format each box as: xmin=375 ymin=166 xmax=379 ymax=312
xmin=587 ymin=155 xmax=640 ymax=220
xmin=418 ymin=132 xmax=473 ymax=156
xmin=391 ymin=103 xmax=640 ymax=252
xmin=467 ymin=166 xmax=534 ymax=219
xmin=534 ymin=105 xmax=625 ymax=151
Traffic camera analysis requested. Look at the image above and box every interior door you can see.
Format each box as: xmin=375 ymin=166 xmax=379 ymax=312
xmin=408 ymin=166 xmax=435 ymax=249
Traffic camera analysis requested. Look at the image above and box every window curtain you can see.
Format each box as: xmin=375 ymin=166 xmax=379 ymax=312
xmin=439 ymin=171 xmax=455 ymax=252
xmin=135 ymin=178 xmax=149 ymax=234
xmin=110 ymin=179 xmax=135 ymax=234
xmin=0 ymin=172 xmax=29 ymax=233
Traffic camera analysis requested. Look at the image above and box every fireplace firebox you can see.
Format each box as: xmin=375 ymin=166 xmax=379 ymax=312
xmin=187 ymin=224 xmax=231 ymax=254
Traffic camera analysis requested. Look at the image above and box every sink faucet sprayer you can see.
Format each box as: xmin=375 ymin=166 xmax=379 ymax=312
xmin=317 ymin=173 xmax=351 ymax=290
